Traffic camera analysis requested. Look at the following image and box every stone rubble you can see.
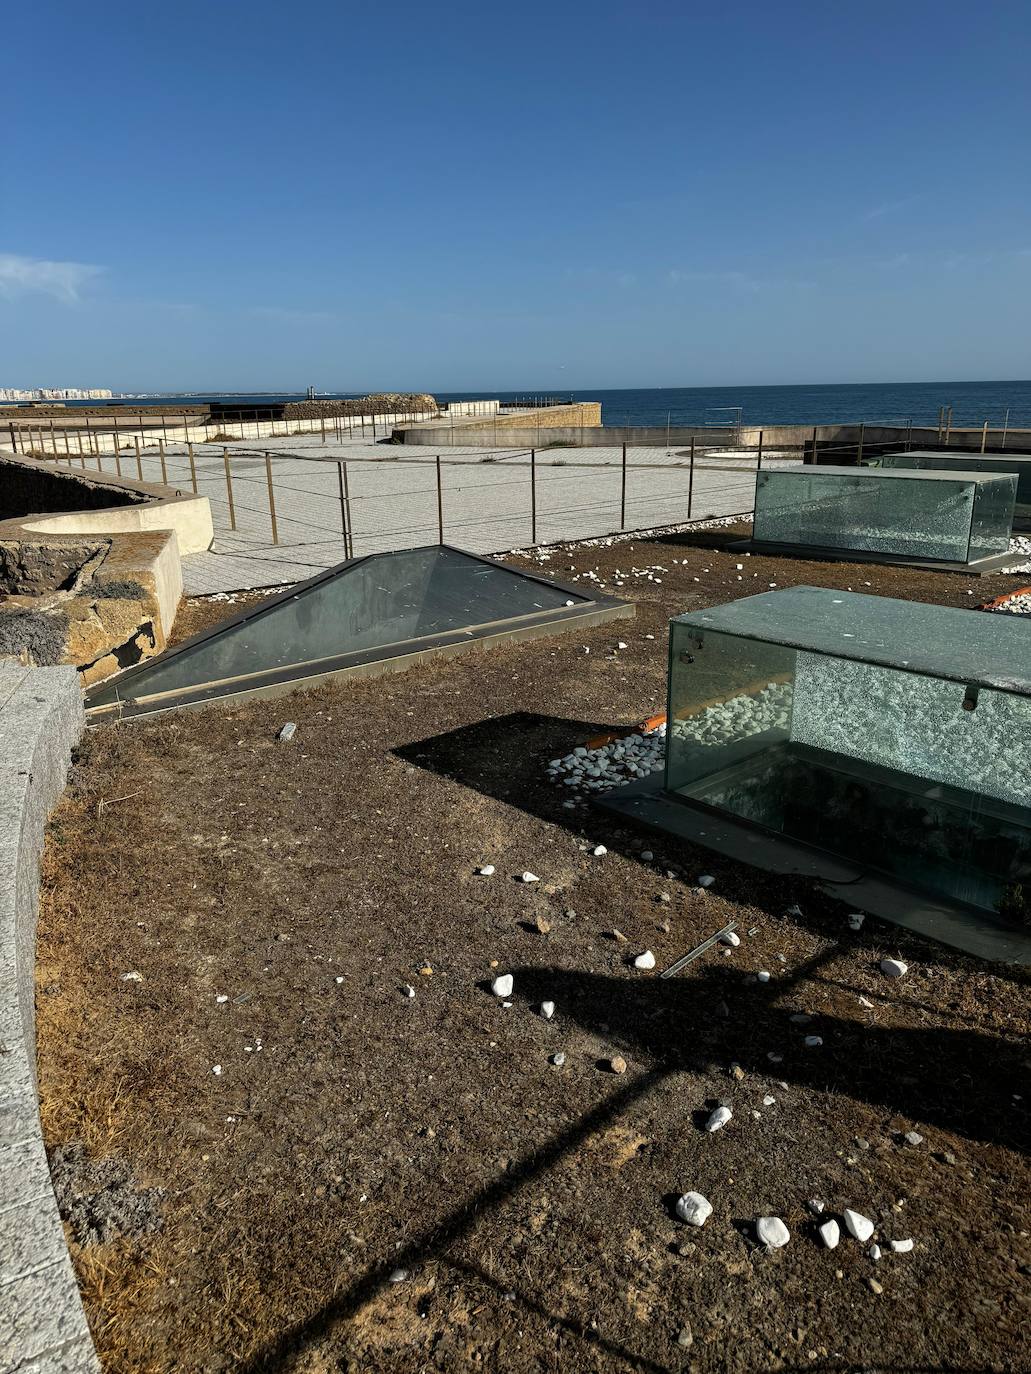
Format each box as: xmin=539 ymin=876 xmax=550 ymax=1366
xmin=675 ymin=1192 xmax=713 ymax=1227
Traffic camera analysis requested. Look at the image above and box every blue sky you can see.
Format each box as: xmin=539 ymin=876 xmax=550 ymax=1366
xmin=3 ymin=0 xmax=1030 ymax=392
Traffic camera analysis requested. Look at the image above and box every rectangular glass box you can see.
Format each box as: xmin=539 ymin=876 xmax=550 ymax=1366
xmin=872 ymin=450 xmax=1031 ymax=520
xmin=665 ymin=587 xmax=1031 ymax=921
xmin=752 ymin=465 xmax=1016 ymax=564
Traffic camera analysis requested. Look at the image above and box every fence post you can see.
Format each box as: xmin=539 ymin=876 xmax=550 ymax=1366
xmin=530 ymin=448 xmax=537 ymax=544
xmin=688 ymin=437 xmax=695 ymax=518
xmin=112 ymin=439 xmax=122 ymax=477
xmin=906 ymin=418 xmax=913 ymax=452
xmin=85 ymin=417 xmax=93 ymax=454
xmin=321 ymin=414 xmax=326 ymax=445
xmin=937 ymin=406 xmax=944 ymax=443
xmin=223 ymin=448 xmax=237 ymax=530
xmin=133 ymin=436 xmax=141 ymax=478
xmin=63 ymin=429 xmax=71 ymax=459
xmin=264 ymin=452 xmax=278 ymax=544
xmin=1001 ymin=409 xmax=1009 ymax=449
xmin=182 ymin=413 xmax=188 ymax=446
xmin=757 ymin=429 xmax=763 ymax=472
xmin=944 ymin=406 xmax=952 ymax=446
xmin=436 ymin=455 xmax=444 ymax=544
xmin=856 ymin=422 xmax=865 ymax=466
xmin=620 ymin=443 xmax=627 ymax=529
xmin=981 ymin=419 xmax=989 ymax=454
xmin=337 ymin=462 xmax=352 ymax=557
xmin=8 ymin=422 xmax=16 ymax=452
xmin=187 ymin=443 xmax=198 ymax=493
xmin=157 ymin=438 xmax=166 ymax=483
xmin=810 ymin=426 xmax=818 ymax=464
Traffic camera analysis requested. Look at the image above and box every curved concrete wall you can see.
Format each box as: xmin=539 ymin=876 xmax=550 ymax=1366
xmin=0 ymin=453 xmax=213 ymax=556
xmin=0 ymin=664 xmax=97 ymax=1372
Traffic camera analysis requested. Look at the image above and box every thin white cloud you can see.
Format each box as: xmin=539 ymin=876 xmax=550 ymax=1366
xmin=668 ymin=268 xmax=815 ymax=292
xmin=249 ymin=305 xmax=334 ymax=323
xmin=0 ymin=253 xmax=104 ymax=302
xmin=863 ymin=195 xmax=920 ymax=223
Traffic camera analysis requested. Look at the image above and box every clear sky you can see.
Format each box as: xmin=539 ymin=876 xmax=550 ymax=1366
xmin=4 ymin=0 xmax=1030 ymax=393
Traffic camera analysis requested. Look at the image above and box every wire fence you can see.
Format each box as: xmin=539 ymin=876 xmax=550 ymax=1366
xmin=9 ymin=420 xmax=1031 ymax=594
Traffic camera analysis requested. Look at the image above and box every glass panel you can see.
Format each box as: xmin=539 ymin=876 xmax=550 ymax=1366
xmin=677 ymin=586 xmax=1031 ymax=693
xmin=666 ymin=618 xmax=1031 ymax=919
xmin=753 ymin=467 xmax=982 ymax=561
xmin=87 ymin=547 xmax=590 ymax=711
xmin=968 ymin=471 xmax=1017 ymax=561
xmin=881 ymin=451 xmax=1031 ymax=515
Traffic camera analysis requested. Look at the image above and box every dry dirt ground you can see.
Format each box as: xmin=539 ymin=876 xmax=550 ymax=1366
xmin=36 ymin=525 xmax=1031 ymax=1374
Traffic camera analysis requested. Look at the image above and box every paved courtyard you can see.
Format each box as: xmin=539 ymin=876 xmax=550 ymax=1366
xmin=104 ymin=434 xmax=792 ymax=594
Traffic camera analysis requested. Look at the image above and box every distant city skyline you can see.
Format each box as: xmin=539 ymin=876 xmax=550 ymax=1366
xmin=3 ymin=0 xmax=1029 ymax=392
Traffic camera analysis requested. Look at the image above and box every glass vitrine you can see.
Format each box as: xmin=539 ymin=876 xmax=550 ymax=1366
xmin=666 ymin=587 xmax=1031 ymax=920
xmin=752 ymin=465 xmax=1016 ymax=564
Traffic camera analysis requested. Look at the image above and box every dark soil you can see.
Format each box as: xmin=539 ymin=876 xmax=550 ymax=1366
xmin=36 ymin=527 xmax=1031 ymax=1373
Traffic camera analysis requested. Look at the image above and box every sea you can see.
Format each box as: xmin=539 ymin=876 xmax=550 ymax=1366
xmin=46 ymin=379 xmax=1031 ymax=430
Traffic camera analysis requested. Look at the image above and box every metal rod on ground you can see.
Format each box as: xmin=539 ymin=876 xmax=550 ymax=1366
xmin=660 ymin=922 xmax=739 ymax=979
xmin=265 ymin=452 xmax=278 ymax=544
xmin=620 ymin=442 xmax=627 ymax=529
xmin=157 ymin=439 xmax=166 ymax=484
xmin=530 ymin=447 xmax=537 ymax=544
xmin=981 ymin=419 xmax=989 ymax=454
xmin=688 ymin=437 xmax=695 ymax=518
xmin=436 ymin=454 xmax=444 ymax=544
xmin=187 ymin=443 xmax=198 ymax=493
xmin=223 ymin=448 xmax=237 ymax=530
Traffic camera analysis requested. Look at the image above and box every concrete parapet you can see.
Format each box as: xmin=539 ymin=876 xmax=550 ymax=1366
xmin=0 ymin=664 xmax=96 ymax=1373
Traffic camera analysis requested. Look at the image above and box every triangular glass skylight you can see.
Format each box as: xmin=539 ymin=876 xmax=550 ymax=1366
xmin=86 ymin=545 xmax=630 ymax=719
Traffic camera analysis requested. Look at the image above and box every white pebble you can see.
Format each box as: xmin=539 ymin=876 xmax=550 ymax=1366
xmin=520 ymin=872 xmax=539 ymax=884
xmin=844 ymin=1209 xmax=875 ymax=1243
xmin=756 ymin=1216 xmax=790 ymax=1249
xmin=762 ymin=1095 xmax=775 ymax=1107
xmin=641 ymin=850 xmax=654 ymax=861
xmin=675 ymin=1192 xmax=713 ymax=1227
xmin=215 ymin=994 xmax=228 ymax=1003
xmin=869 ymin=1243 xmax=882 ymax=1261
xmin=848 ymin=912 xmax=865 ymax=930
xmin=880 ymin=958 xmax=908 ymax=978
xmin=541 ymin=1000 xmax=555 ymax=1019
xmin=476 ymin=864 xmax=495 ymax=877
xmin=491 ymin=973 xmax=514 ymax=998
xmin=819 ymin=1219 xmax=840 ymax=1249
xmin=551 ymin=1051 xmax=566 ymax=1066
xmin=212 ymin=1065 xmax=222 ymax=1076
xmin=277 ymin=722 xmax=296 ymax=742
xmin=721 ymin=931 xmax=740 ymax=948
xmin=591 ymin=845 xmax=607 ymax=857
xmin=121 ymin=971 xmax=143 ymax=982
xmin=756 ymin=971 xmax=770 ymax=983
xmin=804 ymin=1035 xmax=823 ymax=1048
xmin=808 ymin=1199 xmax=825 ymax=1214
xmin=404 ymin=984 xmax=416 ymax=998
xmin=633 ymin=949 xmax=656 ymax=970
xmin=705 ymin=1105 xmax=732 ymax=1133
xmin=697 ymin=874 xmax=715 ymax=888
xmin=890 ymin=1238 xmax=914 ymax=1253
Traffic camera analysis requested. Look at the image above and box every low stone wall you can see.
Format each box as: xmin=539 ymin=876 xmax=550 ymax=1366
xmin=0 ymin=663 xmax=97 ymax=1372
xmin=281 ymin=393 xmax=438 ymax=421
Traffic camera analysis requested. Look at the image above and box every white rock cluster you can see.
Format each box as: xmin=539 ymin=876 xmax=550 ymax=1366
xmin=670 ymin=681 xmax=792 ymax=754
xmin=547 ymin=726 xmax=666 ymax=793
xmin=986 ymin=586 xmax=1031 ymax=615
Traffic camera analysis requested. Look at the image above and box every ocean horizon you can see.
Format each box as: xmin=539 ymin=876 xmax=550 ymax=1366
xmin=39 ymin=378 xmax=1031 ymax=430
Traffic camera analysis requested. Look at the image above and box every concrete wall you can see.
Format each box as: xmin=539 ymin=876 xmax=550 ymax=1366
xmin=1 ymin=454 xmax=214 ymax=557
xmin=0 ymin=663 xmax=97 ymax=1372
xmin=393 ymin=420 xmax=1031 ymax=451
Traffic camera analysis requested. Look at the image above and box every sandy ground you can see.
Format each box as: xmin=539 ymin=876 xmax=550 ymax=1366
xmin=36 ymin=529 xmax=1031 ymax=1374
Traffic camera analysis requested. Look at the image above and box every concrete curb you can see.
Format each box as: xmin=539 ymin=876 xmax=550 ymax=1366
xmin=0 ymin=664 xmax=97 ymax=1373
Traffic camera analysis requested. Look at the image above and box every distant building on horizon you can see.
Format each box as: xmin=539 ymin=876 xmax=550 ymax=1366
xmin=0 ymin=387 xmax=113 ymax=402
